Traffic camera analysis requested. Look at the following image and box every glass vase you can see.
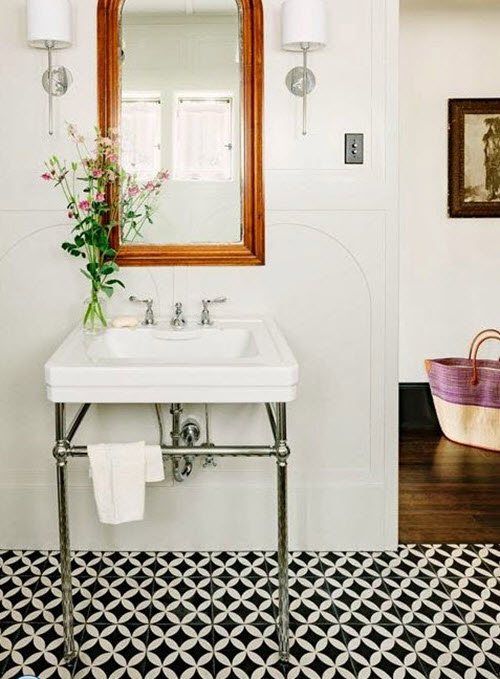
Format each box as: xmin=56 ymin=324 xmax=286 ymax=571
xmin=83 ymin=289 xmax=108 ymax=335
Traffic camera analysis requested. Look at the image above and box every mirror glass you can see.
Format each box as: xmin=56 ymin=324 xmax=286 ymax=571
xmin=120 ymin=0 xmax=242 ymax=245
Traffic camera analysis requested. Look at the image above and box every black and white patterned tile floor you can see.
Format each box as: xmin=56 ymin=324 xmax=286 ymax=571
xmin=0 ymin=545 xmax=498 ymax=678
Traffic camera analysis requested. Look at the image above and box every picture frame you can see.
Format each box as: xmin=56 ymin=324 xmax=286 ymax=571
xmin=449 ymin=98 xmax=500 ymax=218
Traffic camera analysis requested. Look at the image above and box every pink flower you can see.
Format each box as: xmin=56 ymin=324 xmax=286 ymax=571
xmin=95 ymin=192 xmax=105 ymax=202
xmin=145 ymin=181 xmax=155 ymax=191
xmin=79 ymin=200 xmax=90 ymax=211
xmin=41 ymin=172 xmax=52 ymax=181
xmin=100 ymin=137 xmax=113 ymax=147
xmin=67 ymin=125 xmax=85 ymax=144
xmin=128 ymin=186 xmax=140 ymax=197
xmin=92 ymin=169 xmax=104 ymax=178
xmin=108 ymin=171 xmax=117 ymax=182
xmin=158 ymin=170 xmax=170 ymax=181
xmin=107 ymin=153 xmax=118 ymax=163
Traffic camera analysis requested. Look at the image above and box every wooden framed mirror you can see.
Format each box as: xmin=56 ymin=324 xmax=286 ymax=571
xmin=97 ymin=0 xmax=264 ymax=266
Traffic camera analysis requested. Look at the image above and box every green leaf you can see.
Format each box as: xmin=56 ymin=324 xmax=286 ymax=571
xmin=107 ymin=279 xmax=125 ymax=288
xmin=97 ymin=233 xmax=110 ymax=251
xmin=101 ymin=285 xmax=114 ymax=298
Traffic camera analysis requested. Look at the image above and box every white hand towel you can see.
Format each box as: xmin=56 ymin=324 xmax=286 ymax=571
xmin=88 ymin=441 xmax=146 ymax=525
xmin=145 ymin=445 xmax=165 ymax=482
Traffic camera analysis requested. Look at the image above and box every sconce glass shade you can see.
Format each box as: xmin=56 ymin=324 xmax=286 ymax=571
xmin=281 ymin=0 xmax=327 ymax=52
xmin=27 ymin=0 xmax=72 ymax=48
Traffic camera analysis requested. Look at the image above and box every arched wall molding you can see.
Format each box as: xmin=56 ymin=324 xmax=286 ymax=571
xmin=261 ymin=219 xmax=376 ymax=472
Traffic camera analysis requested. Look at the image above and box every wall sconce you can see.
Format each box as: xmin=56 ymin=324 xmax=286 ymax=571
xmin=281 ymin=0 xmax=327 ymax=136
xmin=27 ymin=0 xmax=73 ymax=136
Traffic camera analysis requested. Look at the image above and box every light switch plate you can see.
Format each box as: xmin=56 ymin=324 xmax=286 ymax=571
xmin=345 ymin=133 xmax=364 ymax=164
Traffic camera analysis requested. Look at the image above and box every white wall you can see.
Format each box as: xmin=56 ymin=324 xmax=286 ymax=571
xmin=0 ymin=0 xmax=399 ymax=551
xmin=400 ymin=0 xmax=500 ymax=382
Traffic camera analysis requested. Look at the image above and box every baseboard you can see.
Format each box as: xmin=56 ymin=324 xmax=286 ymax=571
xmin=399 ymin=382 xmax=440 ymax=432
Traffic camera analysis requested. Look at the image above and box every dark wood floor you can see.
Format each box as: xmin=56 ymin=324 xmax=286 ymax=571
xmin=399 ymin=432 xmax=500 ymax=544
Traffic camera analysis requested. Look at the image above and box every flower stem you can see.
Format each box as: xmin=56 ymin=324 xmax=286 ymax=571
xmin=84 ymin=287 xmax=107 ymax=333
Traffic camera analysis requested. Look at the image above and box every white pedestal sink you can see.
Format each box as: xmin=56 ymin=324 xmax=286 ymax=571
xmin=45 ymin=317 xmax=298 ymax=403
xmin=45 ymin=315 xmax=298 ymax=664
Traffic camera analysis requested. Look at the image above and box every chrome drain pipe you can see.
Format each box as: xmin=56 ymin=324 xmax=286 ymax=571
xmin=170 ymin=404 xmax=195 ymax=483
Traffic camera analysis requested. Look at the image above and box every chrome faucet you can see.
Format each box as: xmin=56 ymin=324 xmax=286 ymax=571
xmin=170 ymin=302 xmax=186 ymax=329
xmin=200 ymin=297 xmax=227 ymax=326
xmin=129 ymin=296 xmax=156 ymax=326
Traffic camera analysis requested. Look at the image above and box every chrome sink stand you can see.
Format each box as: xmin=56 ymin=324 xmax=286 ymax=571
xmin=52 ymin=401 xmax=291 ymax=663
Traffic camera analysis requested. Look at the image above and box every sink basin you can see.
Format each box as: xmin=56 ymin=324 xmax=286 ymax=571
xmin=45 ymin=317 xmax=299 ymax=403
xmin=92 ymin=326 xmax=258 ymax=362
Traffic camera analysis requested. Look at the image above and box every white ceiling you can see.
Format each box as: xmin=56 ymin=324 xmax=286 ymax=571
xmin=123 ymin=0 xmax=237 ymax=14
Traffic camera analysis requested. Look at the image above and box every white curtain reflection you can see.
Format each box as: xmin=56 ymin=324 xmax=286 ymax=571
xmin=121 ymin=95 xmax=162 ymax=182
xmin=174 ymin=96 xmax=233 ymax=182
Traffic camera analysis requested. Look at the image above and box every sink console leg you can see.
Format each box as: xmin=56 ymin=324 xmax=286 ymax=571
xmin=275 ymin=403 xmax=290 ymax=662
xmin=53 ymin=403 xmax=77 ymax=663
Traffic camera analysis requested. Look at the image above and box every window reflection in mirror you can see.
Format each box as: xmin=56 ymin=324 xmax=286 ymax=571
xmin=120 ymin=0 xmax=242 ymax=246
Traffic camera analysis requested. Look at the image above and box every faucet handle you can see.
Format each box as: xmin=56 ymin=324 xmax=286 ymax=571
xmin=129 ymin=296 xmax=156 ymax=326
xmin=201 ymin=296 xmax=227 ymax=326
xmin=202 ymin=296 xmax=227 ymax=308
xmin=129 ymin=295 xmax=153 ymax=307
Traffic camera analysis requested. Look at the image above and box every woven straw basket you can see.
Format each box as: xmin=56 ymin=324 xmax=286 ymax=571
xmin=425 ymin=329 xmax=500 ymax=452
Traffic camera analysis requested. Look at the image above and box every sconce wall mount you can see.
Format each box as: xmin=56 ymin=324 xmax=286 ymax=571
xmin=285 ymin=48 xmax=316 ymax=98
xmin=41 ymin=48 xmax=73 ymax=98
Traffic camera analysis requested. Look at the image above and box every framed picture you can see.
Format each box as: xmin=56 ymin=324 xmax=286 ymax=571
xmin=449 ymin=98 xmax=500 ymax=218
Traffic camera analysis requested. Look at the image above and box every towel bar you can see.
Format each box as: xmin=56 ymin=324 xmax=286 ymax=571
xmin=70 ymin=444 xmax=278 ymax=457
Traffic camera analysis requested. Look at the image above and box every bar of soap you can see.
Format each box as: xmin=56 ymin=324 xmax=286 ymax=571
xmin=112 ymin=316 xmax=139 ymax=329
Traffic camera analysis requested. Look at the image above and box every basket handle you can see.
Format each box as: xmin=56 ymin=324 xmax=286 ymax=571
xmin=468 ymin=328 xmax=500 ymax=359
xmin=471 ymin=333 xmax=500 ymax=385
